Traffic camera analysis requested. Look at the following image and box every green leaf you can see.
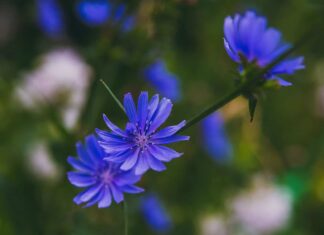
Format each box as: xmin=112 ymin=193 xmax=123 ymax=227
xmin=248 ymin=94 xmax=258 ymax=122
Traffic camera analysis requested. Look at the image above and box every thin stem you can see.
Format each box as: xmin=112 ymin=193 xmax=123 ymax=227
xmin=179 ymin=82 xmax=248 ymax=133
xmin=123 ymin=199 xmax=129 ymax=235
xmin=100 ymin=79 xmax=126 ymax=113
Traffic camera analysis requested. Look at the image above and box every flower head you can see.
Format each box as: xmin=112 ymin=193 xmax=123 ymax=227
xmin=141 ymin=194 xmax=172 ymax=233
xmin=15 ymin=48 xmax=92 ymax=129
xmin=76 ymin=0 xmax=111 ymax=26
xmin=76 ymin=0 xmax=135 ymax=31
xmin=201 ymin=112 xmax=232 ymax=163
xmin=96 ymin=92 xmax=189 ymax=175
xmin=230 ymin=175 xmax=292 ymax=234
xmin=36 ymin=0 xmax=65 ymax=38
xmin=144 ymin=60 xmax=181 ymax=102
xmin=67 ymin=135 xmax=143 ymax=208
xmin=224 ymin=11 xmax=304 ymax=86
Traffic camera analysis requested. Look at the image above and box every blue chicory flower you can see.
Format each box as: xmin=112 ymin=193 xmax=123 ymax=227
xmin=76 ymin=0 xmax=135 ymax=31
xmin=201 ymin=112 xmax=232 ymax=163
xmin=36 ymin=0 xmax=65 ymax=38
xmin=144 ymin=60 xmax=182 ymax=102
xmin=113 ymin=4 xmax=126 ymax=21
xmin=141 ymin=194 xmax=172 ymax=233
xmin=76 ymin=0 xmax=111 ymax=26
xmin=67 ymin=134 xmax=144 ymax=208
xmin=96 ymin=92 xmax=189 ymax=175
xmin=224 ymin=11 xmax=305 ymax=86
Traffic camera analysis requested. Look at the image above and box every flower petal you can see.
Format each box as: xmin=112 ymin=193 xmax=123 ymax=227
xmin=121 ymin=185 xmax=144 ymax=194
xmin=151 ymin=120 xmax=186 ymax=139
xmin=67 ymin=172 xmax=96 ymax=187
xmin=86 ymin=135 xmax=104 ymax=163
xmin=98 ymin=140 xmax=134 ymax=154
xmin=67 ymin=156 xmax=94 ymax=173
xmin=147 ymin=94 xmax=160 ymax=122
xmin=120 ymin=148 xmax=140 ymax=171
xmin=104 ymin=148 xmax=134 ymax=163
xmin=73 ymin=190 xmax=86 ymax=205
xmin=76 ymin=141 xmax=93 ymax=166
xmin=152 ymin=135 xmax=190 ymax=144
xmin=271 ymin=57 xmax=305 ymax=75
xmin=80 ymin=183 xmax=103 ymax=202
xmin=269 ymin=77 xmax=292 ymax=86
xmin=148 ymin=98 xmax=173 ymax=134
xmin=148 ymin=145 xmax=182 ymax=162
xmin=135 ymin=153 xmax=149 ymax=175
xmin=84 ymin=188 xmax=105 ymax=208
xmin=146 ymin=153 xmax=166 ymax=172
xmin=103 ymin=114 xmax=127 ymax=137
xmin=98 ymin=186 xmax=112 ymax=208
xmin=114 ymin=171 xmax=141 ymax=186
xmin=110 ymin=183 xmax=124 ymax=203
xmin=137 ymin=91 xmax=149 ymax=130
xmin=124 ymin=93 xmax=138 ymax=124
xmin=96 ymin=128 xmax=127 ymax=143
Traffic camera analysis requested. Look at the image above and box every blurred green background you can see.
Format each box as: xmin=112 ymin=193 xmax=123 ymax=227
xmin=1 ymin=0 xmax=324 ymax=234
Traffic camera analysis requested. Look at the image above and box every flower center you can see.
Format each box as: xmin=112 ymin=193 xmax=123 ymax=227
xmin=99 ymin=166 xmax=114 ymax=185
xmin=135 ymin=134 xmax=149 ymax=150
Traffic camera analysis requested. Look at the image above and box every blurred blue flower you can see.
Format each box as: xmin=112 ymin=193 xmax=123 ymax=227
xmin=36 ymin=0 xmax=64 ymax=38
xmin=141 ymin=194 xmax=172 ymax=233
xmin=224 ymin=11 xmax=305 ymax=86
xmin=113 ymin=4 xmax=126 ymax=21
xmin=96 ymin=92 xmax=189 ymax=175
xmin=67 ymin=134 xmax=143 ymax=208
xmin=121 ymin=15 xmax=136 ymax=32
xmin=76 ymin=0 xmax=135 ymax=31
xmin=201 ymin=113 xmax=232 ymax=163
xmin=144 ymin=60 xmax=182 ymax=102
xmin=76 ymin=0 xmax=111 ymax=26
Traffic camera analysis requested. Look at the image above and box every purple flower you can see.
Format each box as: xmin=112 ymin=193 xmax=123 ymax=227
xmin=76 ymin=0 xmax=111 ymax=26
xmin=224 ymin=11 xmax=304 ymax=86
xmin=96 ymin=92 xmax=189 ymax=175
xmin=201 ymin=113 xmax=232 ymax=163
xmin=144 ymin=60 xmax=181 ymax=102
xmin=76 ymin=0 xmax=135 ymax=31
xmin=36 ymin=0 xmax=64 ymax=38
xmin=67 ymin=134 xmax=143 ymax=208
xmin=141 ymin=194 xmax=172 ymax=233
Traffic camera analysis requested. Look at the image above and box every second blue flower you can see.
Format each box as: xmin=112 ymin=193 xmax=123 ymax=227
xmin=97 ymin=92 xmax=189 ymax=175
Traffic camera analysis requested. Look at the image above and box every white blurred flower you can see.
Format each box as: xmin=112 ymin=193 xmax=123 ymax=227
xmin=230 ymin=175 xmax=292 ymax=235
xmin=26 ymin=142 xmax=60 ymax=181
xmin=16 ymin=48 xmax=92 ymax=129
xmin=200 ymin=214 xmax=228 ymax=235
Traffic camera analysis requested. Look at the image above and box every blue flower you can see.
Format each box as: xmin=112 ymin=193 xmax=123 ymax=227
xmin=144 ymin=60 xmax=182 ymax=102
xmin=76 ymin=0 xmax=111 ymax=26
xmin=201 ymin=113 xmax=232 ymax=163
xmin=224 ymin=11 xmax=305 ymax=86
xmin=36 ymin=0 xmax=64 ymax=38
xmin=76 ymin=0 xmax=135 ymax=31
xmin=141 ymin=194 xmax=172 ymax=233
xmin=67 ymin=135 xmax=143 ymax=208
xmin=121 ymin=15 xmax=136 ymax=32
xmin=96 ymin=92 xmax=189 ymax=175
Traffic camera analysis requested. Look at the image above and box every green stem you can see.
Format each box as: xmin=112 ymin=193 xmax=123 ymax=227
xmin=179 ymin=83 xmax=247 ymax=133
xmin=123 ymin=199 xmax=129 ymax=235
xmin=100 ymin=79 xmax=126 ymax=113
